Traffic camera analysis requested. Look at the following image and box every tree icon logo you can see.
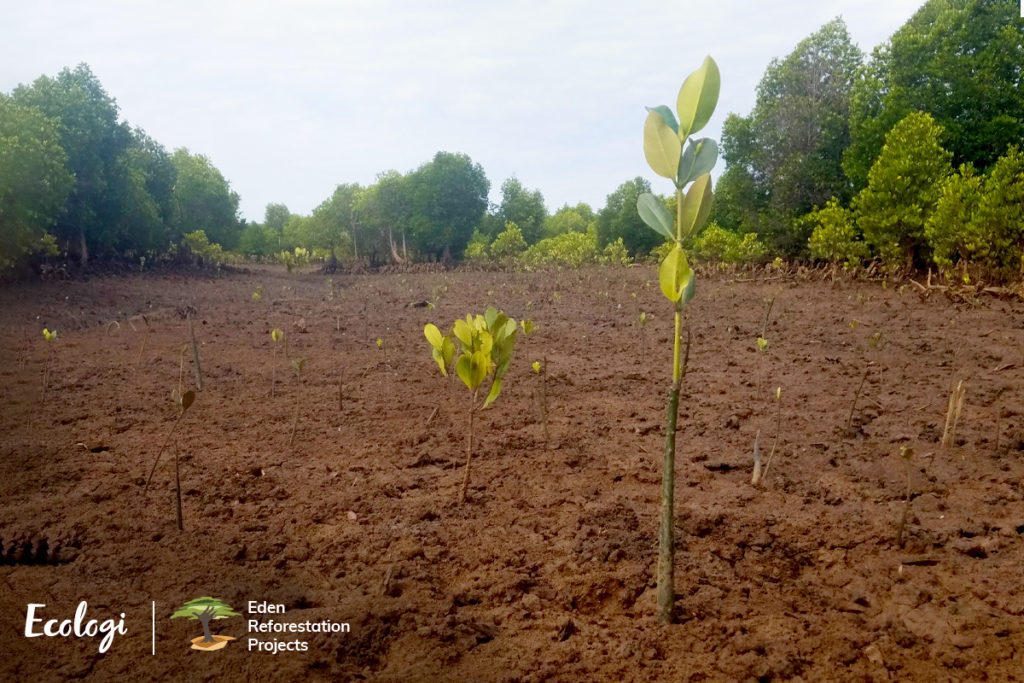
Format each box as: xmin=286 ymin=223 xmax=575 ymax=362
xmin=170 ymin=597 xmax=241 ymax=651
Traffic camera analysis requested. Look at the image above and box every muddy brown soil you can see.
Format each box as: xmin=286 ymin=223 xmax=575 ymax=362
xmin=1 ymin=265 xmax=1023 ymax=681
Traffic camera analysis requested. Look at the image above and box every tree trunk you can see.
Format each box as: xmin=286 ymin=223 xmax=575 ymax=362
xmin=79 ymin=229 xmax=89 ymax=266
xmin=198 ymin=614 xmax=215 ymax=642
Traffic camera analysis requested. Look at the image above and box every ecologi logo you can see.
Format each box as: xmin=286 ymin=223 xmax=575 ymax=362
xmin=171 ymin=597 xmax=241 ymax=651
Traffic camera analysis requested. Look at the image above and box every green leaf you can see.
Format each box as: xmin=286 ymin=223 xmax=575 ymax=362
xmin=456 ymin=354 xmax=475 ymax=390
xmin=676 ymin=56 xmax=720 ymax=139
xmin=453 ymin=319 xmax=473 ymax=348
xmin=680 ymin=270 xmax=696 ymax=305
xmin=678 ymin=173 xmax=713 ymax=239
xmin=658 ymin=244 xmax=693 ymax=303
xmin=678 ymin=138 xmax=718 ymax=186
xmin=441 ymin=337 xmax=455 ymax=368
xmin=643 ymin=109 xmax=682 ymax=180
xmin=646 ymin=105 xmax=679 ymax=134
xmin=471 ymin=350 xmax=490 ymax=387
xmin=431 ymin=347 xmax=448 ymax=376
xmin=637 ymin=193 xmax=675 ymax=240
xmin=482 ymin=378 xmax=502 ymax=408
xmin=484 ymin=307 xmax=499 ymax=331
xmin=424 ymin=323 xmax=444 ymax=350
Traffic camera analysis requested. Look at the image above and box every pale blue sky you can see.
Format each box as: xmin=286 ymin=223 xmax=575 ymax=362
xmin=0 ymin=0 xmax=924 ymax=222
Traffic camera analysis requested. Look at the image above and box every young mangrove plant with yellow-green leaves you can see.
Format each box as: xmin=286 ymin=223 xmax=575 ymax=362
xmin=635 ymin=55 xmax=720 ymax=623
xmin=424 ymin=308 xmax=518 ymax=504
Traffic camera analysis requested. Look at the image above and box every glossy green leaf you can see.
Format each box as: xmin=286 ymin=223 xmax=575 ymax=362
xmin=680 ymin=270 xmax=696 ymax=305
xmin=431 ymin=347 xmax=448 ymax=375
xmin=441 ymin=337 xmax=455 ymax=367
xmin=424 ymin=323 xmax=444 ymax=350
xmin=452 ymin=319 xmax=473 ymax=348
xmin=643 ymin=109 xmax=681 ymax=180
xmin=477 ymin=330 xmax=493 ymax=358
xmin=658 ymin=244 xmax=693 ymax=303
xmin=456 ymin=354 xmax=475 ymax=390
xmin=471 ymin=350 xmax=490 ymax=387
xmin=646 ymin=105 xmax=679 ymax=134
xmin=484 ymin=307 xmax=499 ymax=331
xmin=678 ymin=173 xmax=713 ymax=239
xmin=637 ymin=192 xmax=675 ymax=240
xmin=676 ymin=56 xmax=720 ymax=139
xmin=678 ymin=138 xmax=718 ymax=186
xmin=482 ymin=378 xmax=502 ymax=408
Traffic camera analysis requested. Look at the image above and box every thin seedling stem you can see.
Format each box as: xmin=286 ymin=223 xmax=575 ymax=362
xmin=187 ymin=312 xmax=203 ymax=390
xmin=847 ymin=366 xmax=871 ymax=434
xmin=135 ymin=316 xmax=151 ymax=369
xmin=174 ymin=441 xmax=183 ymax=531
xmin=760 ymin=395 xmax=783 ymax=483
xmin=145 ymin=409 xmax=187 ymax=490
xmin=460 ymin=394 xmax=477 ymax=504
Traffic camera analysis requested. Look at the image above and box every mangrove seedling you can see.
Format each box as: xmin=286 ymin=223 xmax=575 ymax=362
xmin=270 ymin=328 xmax=284 ymax=397
xmin=135 ymin=315 xmax=151 ymax=370
xmin=425 ymin=307 xmax=518 ymax=503
xmin=376 ymin=337 xmax=388 ymax=366
xmin=252 ymin=284 xmax=263 ymax=301
xmin=144 ymin=388 xmax=196 ymax=500
xmin=635 ymin=55 xmax=719 ymax=623
xmin=289 ymin=358 xmax=306 ymax=448
xmin=752 ymin=387 xmax=782 ymax=487
xmin=895 ymin=445 xmax=914 ymax=548
xmin=942 ymin=379 xmax=966 ymax=450
xmin=533 ymin=358 xmax=549 ymax=442
xmin=186 ymin=309 xmax=203 ymax=390
xmin=41 ymin=328 xmax=57 ymax=405
xmin=638 ymin=311 xmax=648 ymax=364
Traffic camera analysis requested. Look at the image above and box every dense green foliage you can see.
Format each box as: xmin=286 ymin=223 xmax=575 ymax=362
xmin=597 ymin=177 xmax=659 ymax=256
xmin=2 ymin=63 xmax=241 ymax=268
xmin=806 ymin=197 xmax=868 ymax=267
xmin=714 ymin=19 xmax=862 ymax=256
xmin=852 ymin=111 xmax=952 ymax=268
xmin=845 ymin=0 xmax=1024 ymax=189
xmin=0 ymin=95 xmax=74 ymax=267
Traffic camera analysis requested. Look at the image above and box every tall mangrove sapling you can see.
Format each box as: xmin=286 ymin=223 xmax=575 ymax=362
xmin=635 ymin=56 xmax=720 ymax=623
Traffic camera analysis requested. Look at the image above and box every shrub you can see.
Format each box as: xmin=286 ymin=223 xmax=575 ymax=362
xmin=852 ymin=111 xmax=952 ymax=270
xmin=463 ymin=229 xmax=489 ymax=262
xmin=181 ymin=230 xmax=227 ymax=265
xmin=489 ymin=222 xmax=527 ymax=262
xmin=600 ymin=237 xmax=631 ymax=265
xmin=925 ymin=164 xmax=985 ymax=275
xmin=522 ymin=231 xmax=598 ymax=268
xmin=692 ymin=223 xmax=768 ymax=264
xmin=806 ymin=197 xmax=869 ymax=267
xmin=973 ymin=146 xmax=1024 ymax=280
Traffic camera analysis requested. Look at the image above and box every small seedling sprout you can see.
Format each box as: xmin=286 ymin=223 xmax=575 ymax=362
xmin=144 ymin=389 xmax=196 ymax=497
xmin=752 ymin=387 xmax=782 ymax=486
xmin=638 ymin=312 xmax=648 ymax=364
xmin=942 ymin=379 xmax=966 ymax=450
xmin=270 ymin=328 xmax=284 ymax=397
xmin=289 ymin=358 xmax=306 ymax=448
xmin=41 ymin=328 xmax=57 ymax=405
xmin=895 ymin=445 xmax=914 ymax=548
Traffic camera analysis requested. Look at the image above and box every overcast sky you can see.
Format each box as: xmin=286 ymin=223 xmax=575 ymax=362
xmin=1 ymin=0 xmax=925 ymax=223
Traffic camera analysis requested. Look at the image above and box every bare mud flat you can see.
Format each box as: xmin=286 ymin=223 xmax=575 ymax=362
xmin=1 ymin=265 xmax=1023 ymax=681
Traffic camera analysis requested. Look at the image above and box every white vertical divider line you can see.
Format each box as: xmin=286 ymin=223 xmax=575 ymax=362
xmin=152 ymin=601 xmax=156 ymax=655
